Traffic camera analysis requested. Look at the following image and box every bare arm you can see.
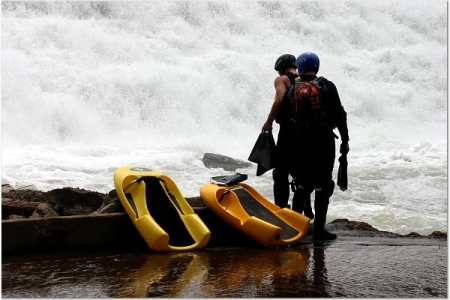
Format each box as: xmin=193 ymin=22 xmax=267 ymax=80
xmin=263 ymin=76 xmax=287 ymax=131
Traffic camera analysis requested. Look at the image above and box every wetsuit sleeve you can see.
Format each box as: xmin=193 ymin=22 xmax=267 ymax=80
xmin=325 ymin=81 xmax=349 ymax=143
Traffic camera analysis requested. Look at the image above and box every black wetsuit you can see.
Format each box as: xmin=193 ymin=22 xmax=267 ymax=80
xmin=290 ymin=74 xmax=349 ymax=233
xmin=272 ymin=72 xmax=298 ymax=208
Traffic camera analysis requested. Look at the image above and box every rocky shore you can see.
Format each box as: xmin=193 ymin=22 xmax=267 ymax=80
xmin=1 ymin=183 xmax=445 ymax=236
xmin=2 ymin=183 xmax=447 ymax=254
xmin=2 ymin=183 xmax=446 ymax=237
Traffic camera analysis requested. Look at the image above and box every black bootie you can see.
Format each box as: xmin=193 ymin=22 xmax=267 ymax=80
xmin=313 ymin=191 xmax=336 ymax=241
xmin=303 ymin=198 xmax=315 ymax=220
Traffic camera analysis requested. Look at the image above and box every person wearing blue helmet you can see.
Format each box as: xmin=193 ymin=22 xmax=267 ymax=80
xmin=290 ymin=52 xmax=350 ymax=241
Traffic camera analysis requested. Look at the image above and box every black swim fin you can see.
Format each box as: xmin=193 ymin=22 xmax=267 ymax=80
xmin=248 ymin=129 xmax=276 ymax=176
xmin=337 ymin=154 xmax=348 ymax=191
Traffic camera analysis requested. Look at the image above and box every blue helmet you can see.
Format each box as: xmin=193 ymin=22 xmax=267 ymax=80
xmin=296 ymin=52 xmax=320 ymax=75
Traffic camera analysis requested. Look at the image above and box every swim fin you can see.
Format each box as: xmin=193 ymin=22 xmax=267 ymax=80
xmin=248 ymin=129 xmax=276 ymax=176
xmin=337 ymin=154 xmax=348 ymax=191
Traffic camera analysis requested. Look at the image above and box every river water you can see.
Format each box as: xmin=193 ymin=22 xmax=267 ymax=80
xmin=2 ymin=239 xmax=447 ymax=298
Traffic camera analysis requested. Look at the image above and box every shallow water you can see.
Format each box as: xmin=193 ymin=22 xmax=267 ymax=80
xmin=2 ymin=242 xmax=447 ymax=298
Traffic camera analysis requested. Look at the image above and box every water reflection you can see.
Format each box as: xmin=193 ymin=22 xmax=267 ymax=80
xmin=4 ymin=243 xmax=446 ymax=298
xmin=120 ymin=252 xmax=210 ymax=297
xmin=312 ymin=244 xmax=330 ymax=297
xmin=4 ymin=245 xmax=332 ymax=298
xmin=111 ymin=245 xmax=331 ymax=298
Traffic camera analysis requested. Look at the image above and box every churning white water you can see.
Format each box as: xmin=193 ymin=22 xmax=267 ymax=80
xmin=1 ymin=1 xmax=447 ymax=235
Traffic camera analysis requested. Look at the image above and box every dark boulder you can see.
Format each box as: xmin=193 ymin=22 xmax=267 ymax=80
xmin=2 ymin=198 xmax=42 ymax=219
xmin=2 ymin=185 xmax=106 ymax=219
xmin=45 ymin=187 xmax=104 ymax=216
xmin=93 ymin=189 xmax=125 ymax=214
xmin=202 ymin=153 xmax=252 ymax=171
xmin=30 ymin=202 xmax=59 ymax=218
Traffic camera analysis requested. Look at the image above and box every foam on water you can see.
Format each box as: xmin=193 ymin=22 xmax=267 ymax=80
xmin=1 ymin=1 xmax=447 ymax=235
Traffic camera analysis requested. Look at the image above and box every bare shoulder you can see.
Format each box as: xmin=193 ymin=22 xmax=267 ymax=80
xmin=274 ymin=74 xmax=290 ymax=86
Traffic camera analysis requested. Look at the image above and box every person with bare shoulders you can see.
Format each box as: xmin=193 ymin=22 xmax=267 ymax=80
xmin=263 ymin=55 xmax=313 ymax=220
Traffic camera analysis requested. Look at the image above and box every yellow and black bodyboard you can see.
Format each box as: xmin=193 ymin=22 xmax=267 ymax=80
xmin=200 ymin=174 xmax=309 ymax=248
xmin=114 ymin=165 xmax=210 ymax=251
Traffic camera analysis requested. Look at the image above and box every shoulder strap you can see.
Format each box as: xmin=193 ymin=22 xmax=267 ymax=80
xmin=314 ymin=76 xmax=328 ymax=95
xmin=286 ymin=72 xmax=299 ymax=85
xmin=286 ymin=77 xmax=299 ymax=100
xmin=313 ymin=76 xmax=327 ymax=85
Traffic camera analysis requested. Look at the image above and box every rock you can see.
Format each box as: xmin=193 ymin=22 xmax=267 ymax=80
xmin=329 ymin=218 xmax=400 ymax=238
xmin=186 ymin=196 xmax=207 ymax=208
xmin=202 ymin=153 xmax=252 ymax=171
xmin=2 ymin=186 xmax=108 ymax=219
xmin=7 ymin=215 xmax=26 ymax=220
xmin=429 ymin=231 xmax=447 ymax=239
xmin=45 ymin=187 xmax=104 ymax=216
xmin=328 ymin=219 xmax=448 ymax=240
xmin=2 ymin=184 xmax=14 ymax=194
xmin=2 ymin=188 xmax=47 ymax=202
xmin=2 ymin=198 xmax=42 ymax=219
xmin=347 ymin=220 xmax=380 ymax=232
xmin=93 ymin=189 xmax=125 ymax=214
xmin=30 ymin=202 xmax=59 ymax=218
xmin=405 ymin=232 xmax=422 ymax=238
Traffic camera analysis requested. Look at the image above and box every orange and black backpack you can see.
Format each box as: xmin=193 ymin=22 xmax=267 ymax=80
xmin=288 ymin=76 xmax=331 ymax=129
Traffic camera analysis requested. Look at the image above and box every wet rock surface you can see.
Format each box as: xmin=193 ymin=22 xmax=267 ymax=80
xmin=326 ymin=218 xmax=447 ymax=240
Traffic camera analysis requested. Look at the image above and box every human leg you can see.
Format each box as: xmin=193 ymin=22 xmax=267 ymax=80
xmin=272 ymin=167 xmax=290 ymax=208
xmin=312 ymin=131 xmax=337 ymax=240
xmin=291 ymin=179 xmax=314 ymax=215
xmin=291 ymin=185 xmax=309 ymax=214
xmin=273 ymin=125 xmax=296 ymax=208
xmin=313 ymin=180 xmax=336 ymax=240
xmin=303 ymin=196 xmax=314 ymax=220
